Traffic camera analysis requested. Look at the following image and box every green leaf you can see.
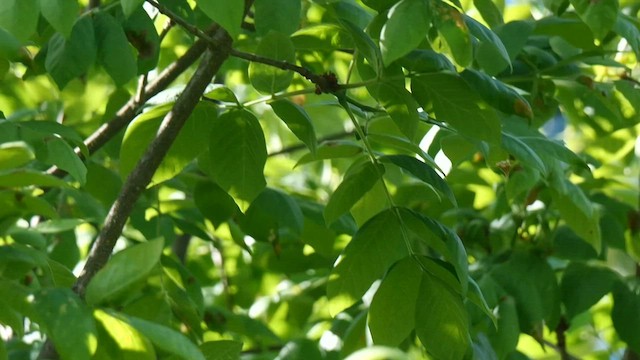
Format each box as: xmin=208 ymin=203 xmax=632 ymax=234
xmin=398 ymin=49 xmax=455 ymax=73
xmin=122 ymin=8 xmax=160 ymax=73
xmin=0 ymin=142 xmax=34 ymax=170
xmin=473 ymin=0 xmax=503 ymax=28
xmin=203 ymin=86 xmax=240 ymax=105
xmin=291 ymin=24 xmax=353 ymax=51
xmin=270 ymin=99 xmax=317 ymax=154
xmin=569 ymin=0 xmax=618 ymax=40
xmin=369 ymin=257 xmax=421 ymax=346
xmin=338 ymin=19 xmax=382 ymax=73
xmin=380 ymin=0 xmax=430 ymax=66
xmin=324 ymin=162 xmax=384 ymax=225
xmin=121 ymin=102 xmax=216 ymax=184
xmin=254 ymin=0 xmax=300 ymax=36
xmin=94 ymin=12 xmax=137 ymax=86
xmin=94 ymin=309 xmax=155 ymax=360
xmin=494 ymin=20 xmax=534 ymax=61
xmin=296 ymin=141 xmax=363 ymax=166
xmin=0 ymin=169 xmax=70 ymax=188
xmin=501 ymin=132 xmax=547 ymax=176
xmin=194 ymin=180 xmax=239 ymax=227
xmin=121 ymin=0 xmax=145 ymax=18
xmin=197 ymin=0 xmax=244 ymax=39
xmin=0 ymin=27 xmax=21 ymax=60
xmin=249 ymin=31 xmax=295 ymax=94
xmin=613 ymin=15 xmax=640 ymax=59
xmin=561 ymin=263 xmax=617 ymax=320
xmin=552 ymin=181 xmax=601 ymax=253
xmin=0 ymin=0 xmax=39 ymax=41
xmin=276 ymin=339 xmax=323 ymax=360
xmin=380 ymin=155 xmax=456 ymax=206
xmin=241 ymin=188 xmax=304 ymax=243
xmin=38 ymin=137 xmax=87 ymax=185
xmin=416 ymin=269 xmax=470 ymax=360
xmin=33 ymin=288 xmax=97 ymax=360
xmin=40 ymin=0 xmax=78 ymax=38
xmin=85 ymin=238 xmax=164 ymax=305
xmin=122 ymin=314 xmax=206 ymax=360
xmin=35 ymin=218 xmax=84 ymax=233
xmin=461 ymin=69 xmax=532 ymax=119
xmin=200 ymin=340 xmax=243 ymax=360
xmin=612 ymin=282 xmax=640 ymax=353
xmin=464 ymin=16 xmax=511 ymax=75
xmin=327 ymin=209 xmax=410 ymax=315
xmin=411 ymin=72 xmax=501 ymax=144
xmin=208 ymin=109 xmax=267 ymax=202
xmin=376 ymin=83 xmax=420 ymax=140
xmin=434 ymin=4 xmax=472 ymax=67
xmin=45 ymin=17 xmax=97 ymax=89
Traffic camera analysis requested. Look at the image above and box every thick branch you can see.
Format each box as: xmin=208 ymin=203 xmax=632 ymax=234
xmin=146 ymin=0 xmax=341 ymax=94
xmin=73 ymin=36 xmax=232 ymax=297
xmin=46 ymin=32 xmax=214 ymax=178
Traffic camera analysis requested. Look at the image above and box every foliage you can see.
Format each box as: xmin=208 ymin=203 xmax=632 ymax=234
xmin=1 ymin=0 xmax=640 ymax=359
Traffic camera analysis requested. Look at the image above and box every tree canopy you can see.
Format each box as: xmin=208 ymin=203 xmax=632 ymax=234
xmin=1 ymin=0 xmax=640 ymax=359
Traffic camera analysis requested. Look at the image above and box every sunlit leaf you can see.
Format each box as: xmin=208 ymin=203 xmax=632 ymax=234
xmin=325 ymin=162 xmax=384 ymax=225
xmin=380 ymin=0 xmax=430 ymax=66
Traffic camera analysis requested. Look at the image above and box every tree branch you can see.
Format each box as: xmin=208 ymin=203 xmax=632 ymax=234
xmin=46 ymin=31 xmax=215 ymax=178
xmin=146 ymin=0 xmax=342 ymax=94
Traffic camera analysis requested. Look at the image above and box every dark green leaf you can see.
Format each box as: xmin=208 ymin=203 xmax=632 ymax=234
xmin=381 ymin=155 xmax=456 ymax=206
xmin=612 ymin=282 xmax=640 ymax=353
xmin=369 ymin=257 xmax=421 ymax=346
xmin=380 ymin=0 xmax=430 ymax=66
xmin=194 ymin=180 xmax=239 ymax=227
xmin=241 ymin=188 xmax=304 ymax=243
xmin=461 ymin=69 xmax=532 ymax=119
xmin=198 ymin=0 xmax=244 ymax=39
xmin=249 ymin=32 xmax=295 ymax=94
xmin=254 ymin=0 xmax=300 ymax=35
xmin=203 ymin=86 xmax=240 ymax=105
xmin=494 ymin=20 xmax=534 ymax=61
xmin=0 ymin=27 xmax=21 ymax=60
xmin=327 ymin=209 xmax=410 ymax=315
xmin=398 ymin=49 xmax=455 ymax=73
xmin=122 ymin=8 xmax=160 ymax=73
xmin=270 ymin=99 xmax=317 ymax=154
xmin=40 ymin=0 xmax=79 ymax=38
xmin=94 ymin=13 xmax=137 ymax=86
xmin=613 ymin=15 xmax=640 ymax=58
xmin=338 ymin=19 xmax=382 ymax=73
xmin=325 ymin=162 xmax=383 ymax=225
xmin=201 ymin=340 xmax=243 ymax=360
xmin=561 ymin=263 xmax=617 ymax=320
xmin=501 ymin=132 xmax=547 ymax=176
xmin=552 ymin=181 xmax=601 ymax=252
xmin=33 ymin=288 xmax=97 ymax=360
xmin=45 ymin=17 xmax=97 ymax=89
xmin=85 ymin=239 xmax=164 ymax=305
xmin=208 ymin=109 xmax=267 ymax=202
xmin=569 ymin=0 xmax=618 ymax=40
xmin=464 ymin=16 xmax=511 ymax=74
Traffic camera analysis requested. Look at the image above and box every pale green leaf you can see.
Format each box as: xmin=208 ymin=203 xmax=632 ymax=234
xmin=40 ymin=0 xmax=78 ymax=38
xmin=85 ymin=239 xmax=165 ymax=305
xmin=249 ymin=32 xmax=295 ymax=94
xmin=369 ymin=257 xmax=421 ymax=346
xmin=197 ymin=0 xmax=244 ymax=39
xmin=380 ymin=0 xmax=430 ymax=66
xmin=0 ymin=142 xmax=34 ymax=170
xmin=0 ymin=0 xmax=39 ymax=41
xmin=0 ymin=169 xmax=70 ymax=188
xmin=94 ymin=309 xmax=155 ymax=360
xmin=327 ymin=209 xmax=409 ymax=315
xmin=434 ymin=4 xmax=472 ymax=67
xmin=324 ymin=162 xmax=383 ymax=225
xmin=33 ymin=288 xmax=97 ymax=360
xmin=415 ymin=270 xmax=470 ymax=360
xmin=570 ymin=0 xmax=618 ymax=40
